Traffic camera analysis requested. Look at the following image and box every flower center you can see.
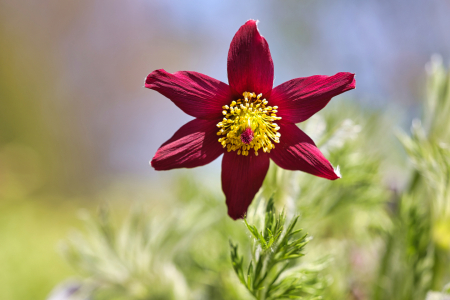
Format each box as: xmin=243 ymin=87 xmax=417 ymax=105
xmin=217 ymin=92 xmax=281 ymax=156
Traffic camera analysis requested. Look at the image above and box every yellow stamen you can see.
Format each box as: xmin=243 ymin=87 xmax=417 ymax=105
xmin=216 ymin=92 xmax=282 ymax=156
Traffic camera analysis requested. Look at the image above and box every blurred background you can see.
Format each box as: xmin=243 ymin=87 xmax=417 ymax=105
xmin=2 ymin=0 xmax=450 ymax=299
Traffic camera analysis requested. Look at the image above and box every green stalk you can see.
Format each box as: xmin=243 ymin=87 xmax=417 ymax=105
xmin=373 ymin=171 xmax=421 ymax=300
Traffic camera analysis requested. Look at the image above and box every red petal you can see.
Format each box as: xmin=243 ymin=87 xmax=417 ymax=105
xmin=270 ymin=122 xmax=340 ymax=180
xmin=227 ymin=20 xmax=274 ymax=98
xmin=151 ymin=119 xmax=223 ymax=170
xmin=221 ymin=151 xmax=270 ymax=220
xmin=145 ymin=69 xmax=232 ymax=120
xmin=270 ymin=72 xmax=355 ymax=123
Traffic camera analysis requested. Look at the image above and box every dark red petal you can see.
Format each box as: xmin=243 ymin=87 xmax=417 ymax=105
xmin=270 ymin=122 xmax=340 ymax=180
xmin=270 ymin=72 xmax=355 ymax=123
xmin=221 ymin=151 xmax=270 ymax=220
xmin=145 ymin=69 xmax=232 ymax=120
xmin=227 ymin=20 xmax=274 ymax=98
xmin=151 ymin=119 xmax=223 ymax=170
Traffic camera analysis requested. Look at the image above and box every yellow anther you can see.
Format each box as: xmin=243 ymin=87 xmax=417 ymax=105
xmin=216 ymin=92 xmax=281 ymax=156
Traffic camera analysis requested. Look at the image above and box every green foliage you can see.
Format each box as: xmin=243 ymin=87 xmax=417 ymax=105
xmin=62 ymin=206 xmax=196 ymax=299
xmin=373 ymin=55 xmax=450 ymax=300
xmin=230 ymin=199 xmax=326 ymax=300
xmin=57 ymin=191 xmax=253 ymax=300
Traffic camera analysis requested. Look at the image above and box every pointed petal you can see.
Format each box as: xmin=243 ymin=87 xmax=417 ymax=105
xmin=270 ymin=72 xmax=355 ymax=123
xmin=151 ymin=119 xmax=223 ymax=170
xmin=145 ymin=69 xmax=232 ymax=120
xmin=270 ymin=123 xmax=340 ymax=180
xmin=227 ymin=20 xmax=274 ymax=98
xmin=221 ymin=151 xmax=270 ymax=220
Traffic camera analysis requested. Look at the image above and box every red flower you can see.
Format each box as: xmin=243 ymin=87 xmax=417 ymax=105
xmin=145 ymin=20 xmax=355 ymax=220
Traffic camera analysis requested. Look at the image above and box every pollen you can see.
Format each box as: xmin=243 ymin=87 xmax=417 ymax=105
xmin=217 ymin=92 xmax=281 ymax=156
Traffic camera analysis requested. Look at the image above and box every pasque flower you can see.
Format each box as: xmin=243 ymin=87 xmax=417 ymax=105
xmin=145 ymin=20 xmax=355 ymax=220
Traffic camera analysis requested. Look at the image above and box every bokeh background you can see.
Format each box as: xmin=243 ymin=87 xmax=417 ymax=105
xmin=2 ymin=0 xmax=450 ymax=299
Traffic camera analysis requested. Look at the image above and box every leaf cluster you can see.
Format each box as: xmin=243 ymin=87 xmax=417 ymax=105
xmin=230 ymin=199 xmax=324 ymax=300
